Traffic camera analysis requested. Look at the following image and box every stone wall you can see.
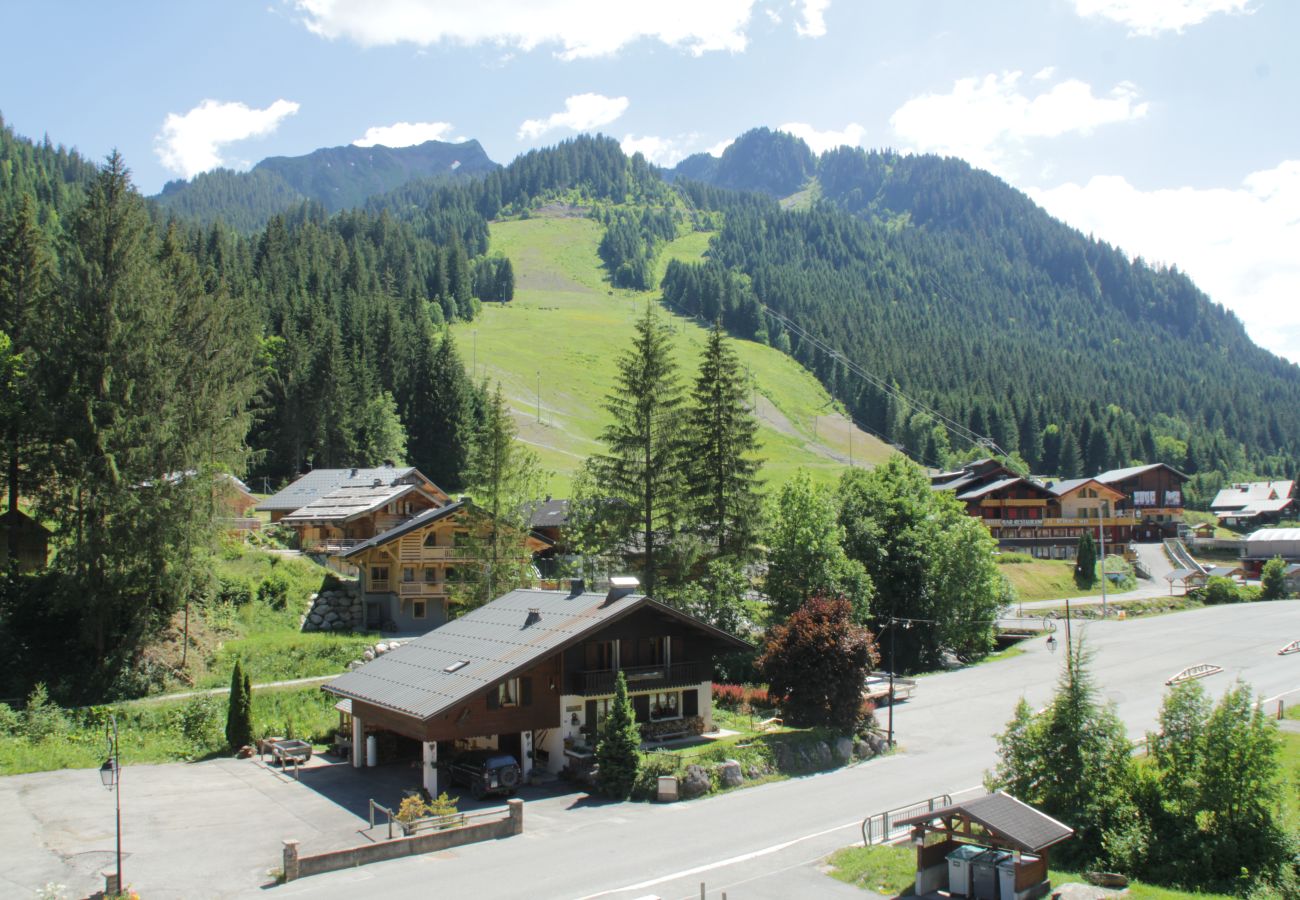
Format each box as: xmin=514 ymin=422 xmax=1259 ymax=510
xmin=283 ymin=799 xmax=523 ymax=882
xmin=300 ymin=582 xmax=362 ymax=632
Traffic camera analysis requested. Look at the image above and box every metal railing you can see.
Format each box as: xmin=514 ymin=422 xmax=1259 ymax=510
xmin=573 ymin=660 xmax=709 ymax=695
xmin=862 ymin=793 xmax=953 ymax=846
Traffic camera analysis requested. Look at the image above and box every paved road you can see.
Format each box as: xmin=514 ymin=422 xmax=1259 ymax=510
xmin=6 ymin=602 xmax=1297 ymax=899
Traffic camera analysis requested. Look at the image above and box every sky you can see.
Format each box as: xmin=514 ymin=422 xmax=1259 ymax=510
xmin=3 ymin=0 xmax=1297 ymax=362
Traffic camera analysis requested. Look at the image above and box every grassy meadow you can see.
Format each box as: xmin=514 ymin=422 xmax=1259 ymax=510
xmin=453 ymin=214 xmax=894 ymax=496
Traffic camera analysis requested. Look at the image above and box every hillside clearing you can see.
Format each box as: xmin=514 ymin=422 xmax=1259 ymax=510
xmin=457 ymin=216 xmax=894 ymax=495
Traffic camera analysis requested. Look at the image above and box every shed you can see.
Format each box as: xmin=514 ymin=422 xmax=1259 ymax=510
xmin=893 ymin=791 xmax=1074 ymax=899
xmin=0 ymin=509 xmax=51 ymax=573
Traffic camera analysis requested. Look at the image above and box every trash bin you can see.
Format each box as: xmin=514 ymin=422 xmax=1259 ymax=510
xmin=997 ymin=854 xmax=1023 ymax=900
xmin=947 ymin=844 xmax=985 ymax=897
xmin=971 ymin=850 xmax=1010 ymax=900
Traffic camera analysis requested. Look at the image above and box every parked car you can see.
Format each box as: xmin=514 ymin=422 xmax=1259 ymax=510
xmin=447 ymin=749 xmax=522 ymax=799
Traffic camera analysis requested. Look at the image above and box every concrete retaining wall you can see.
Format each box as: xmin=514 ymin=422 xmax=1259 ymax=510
xmin=283 ymin=798 xmax=522 ymax=882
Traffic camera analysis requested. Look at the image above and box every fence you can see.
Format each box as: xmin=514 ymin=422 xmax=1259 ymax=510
xmin=862 ymin=794 xmax=952 ymax=846
xmin=283 ymin=798 xmax=523 ymax=882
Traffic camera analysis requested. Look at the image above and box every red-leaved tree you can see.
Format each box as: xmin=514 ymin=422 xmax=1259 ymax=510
xmin=757 ymin=594 xmax=879 ymax=730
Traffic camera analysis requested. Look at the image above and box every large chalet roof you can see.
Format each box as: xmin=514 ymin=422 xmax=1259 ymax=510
xmin=1049 ymin=477 xmax=1124 ymax=499
xmin=956 ymin=477 xmax=1053 ymax=502
xmin=893 ymin=791 xmax=1074 ymax=854
xmin=1211 ymin=481 xmax=1295 ymax=510
xmin=341 ymin=500 xmax=470 ymax=557
xmin=281 ymin=481 xmax=436 ymax=525
xmin=524 ymin=497 xmax=570 ymax=529
xmin=322 ymin=587 xmax=752 ymax=720
xmin=1095 ymin=463 xmax=1187 ymax=484
xmin=256 ymin=465 xmax=440 ymax=513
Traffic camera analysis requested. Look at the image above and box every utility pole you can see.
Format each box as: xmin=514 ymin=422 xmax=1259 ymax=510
xmin=1099 ymin=498 xmax=1109 ymax=617
xmin=536 ymin=371 xmax=541 ymax=424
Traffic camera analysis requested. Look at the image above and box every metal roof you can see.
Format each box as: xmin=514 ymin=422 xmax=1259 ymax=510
xmin=1095 ymin=462 xmax=1187 ymax=484
xmin=1246 ymin=528 xmax=1300 ymax=543
xmin=956 ymin=477 xmax=1023 ymax=501
xmin=1211 ymin=481 xmax=1295 ymax=510
xmin=281 ymin=481 xmax=434 ymax=524
xmin=321 ymin=587 xmax=752 ymax=720
xmin=255 ymin=465 xmax=426 ymax=512
xmin=893 ymin=791 xmax=1074 ymax=854
xmin=524 ymin=498 xmax=570 ymax=529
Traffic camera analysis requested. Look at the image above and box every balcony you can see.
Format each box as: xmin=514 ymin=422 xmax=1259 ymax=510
xmin=398 ymin=582 xmax=451 ymax=598
xmin=304 ymin=537 xmax=364 ymax=556
xmin=571 ymin=660 xmax=710 ymax=697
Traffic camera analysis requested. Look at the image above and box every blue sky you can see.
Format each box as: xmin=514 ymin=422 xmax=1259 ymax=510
xmin=4 ymin=0 xmax=1298 ymax=361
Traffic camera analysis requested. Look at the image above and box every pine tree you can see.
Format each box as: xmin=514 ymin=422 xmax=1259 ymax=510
xmin=590 ymin=305 xmax=685 ymax=594
xmin=407 ymin=328 xmax=476 ymax=491
xmin=594 ymin=671 xmax=641 ymax=798
xmin=684 ymin=324 xmax=763 ymax=559
xmin=1058 ymin=430 xmax=1083 ymax=477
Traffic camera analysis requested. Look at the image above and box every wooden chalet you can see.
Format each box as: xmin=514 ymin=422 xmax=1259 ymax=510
xmin=340 ymin=500 xmax=551 ymax=632
xmin=269 ymin=466 xmax=450 ymax=555
xmin=894 ymin=791 xmax=1074 ymax=899
xmin=1095 ymin=463 xmax=1188 ymax=541
xmin=1 ymin=509 xmax=50 ymax=573
xmin=1211 ymin=480 xmax=1296 ymax=528
xmin=322 ymin=581 xmax=751 ymax=797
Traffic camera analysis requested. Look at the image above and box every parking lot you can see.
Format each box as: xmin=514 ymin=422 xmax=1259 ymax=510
xmin=0 ymin=751 xmax=578 ymax=899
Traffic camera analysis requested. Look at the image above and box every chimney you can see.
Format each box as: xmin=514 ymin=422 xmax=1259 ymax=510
xmin=605 ymin=576 xmax=639 ymax=604
xmin=567 ymin=578 xmax=585 ymax=597
xmin=524 ymin=608 xmax=541 ymax=628
xmin=349 ymin=467 xmax=358 ymax=477
xmin=373 ymin=478 xmax=383 ymax=487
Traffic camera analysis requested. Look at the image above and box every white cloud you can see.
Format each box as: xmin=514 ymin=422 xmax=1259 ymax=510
xmin=778 ymin=121 xmax=866 ymax=154
xmin=706 ymin=138 xmax=735 ymax=157
xmin=1030 ymin=160 xmax=1300 ymax=363
xmin=353 ymin=120 xmax=457 ymax=147
xmin=518 ymin=93 xmax=629 ymax=140
xmin=1072 ymin=0 xmax=1252 ymax=36
xmin=155 ymin=99 xmax=300 ymax=178
xmin=1033 ymin=66 xmax=1056 ymax=80
xmin=621 ymin=135 xmax=689 ymax=167
xmin=889 ymin=71 xmax=1148 ymax=174
xmin=293 ymin=0 xmax=766 ymax=59
xmin=795 ymin=0 xmax=831 ymax=37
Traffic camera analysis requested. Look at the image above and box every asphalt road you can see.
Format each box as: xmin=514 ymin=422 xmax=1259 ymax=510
xmin=5 ymin=601 xmax=1295 ymax=899
xmin=280 ymin=601 xmax=1300 ymax=900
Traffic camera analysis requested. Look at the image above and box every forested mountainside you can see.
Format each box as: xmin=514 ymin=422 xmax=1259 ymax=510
xmin=668 ymin=130 xmax=1300 ymax=487
xmin=153 ymin=138 xmax=497 ymax=231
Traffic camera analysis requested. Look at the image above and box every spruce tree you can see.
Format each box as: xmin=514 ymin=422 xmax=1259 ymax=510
xmin=226 ymin=661 xmax=253 ymax=750
xmin=463 ymin=382 xmax=545 ymax=600
xmin=407 ymin=328 xmax=476 ymax=491
xmin=1075 ymin=531 xmax=1097 ymax=588
xmin=684 ymin=323 xmax=763 ymax=559
xmin=591 ymin=305 xmax=684 ymax=594
xmin=595 ymin=671 xmax=641 ymax=798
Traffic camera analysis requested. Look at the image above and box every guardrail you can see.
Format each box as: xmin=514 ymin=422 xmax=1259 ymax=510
xmin=862 ymin=793 xmax=952 ymax=846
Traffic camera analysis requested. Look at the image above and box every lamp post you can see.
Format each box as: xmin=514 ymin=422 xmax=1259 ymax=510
xmin=1099 ymin=498 xmax=1109 ymax=617
xmin=99 ymin=713 xmax=122 ymax=893
xmin=535 ymin=371 xmax=541 ymax=423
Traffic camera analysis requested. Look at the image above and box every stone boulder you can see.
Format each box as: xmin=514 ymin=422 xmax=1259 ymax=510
xmin=680 ymin=764 xmax=712 ymax=799
xmin=834 ymin=736 xmax=854 ymax=762
xmin=719 ymin=760 xmax=743 ymax=788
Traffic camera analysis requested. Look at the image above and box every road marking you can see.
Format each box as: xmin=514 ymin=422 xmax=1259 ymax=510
xmin=573 ymin=819 xmax=861 ymax=899
xmin=576 ymin=782 xmax=988 ymax=900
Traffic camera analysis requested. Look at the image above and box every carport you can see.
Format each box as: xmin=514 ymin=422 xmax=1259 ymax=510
xmin=893 ymin=791 xmax=1074 ymax=899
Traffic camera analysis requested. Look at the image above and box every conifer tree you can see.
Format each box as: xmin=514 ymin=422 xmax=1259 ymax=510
xmin=225 ymin=660 xmax=253 ymax=750
xmin=463 ymin=382 xmax=545 ymax=599
xmin=407 ymin=328 xmax=476 ymax=491
xmin=591 ymin=305 xmax=684 ymax=594
xmin=1075 ymin=531 xmax=1097 ymax=588
xmin=684 ymin=323 xmax=763 ymax=559
xmin=1058 ymin=430 xmax=1083 ymax=477
xmin=595 ymin=671 xmax=641 ymax=798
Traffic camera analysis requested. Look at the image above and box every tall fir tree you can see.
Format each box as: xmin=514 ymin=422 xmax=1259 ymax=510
xmin=590 ymin=305 xmax=685 ymax=595
xmin=684 ymin=323 xmax=763 ymax=560
xmin=594 ymin=671 xmax=641 ymax=798
xmin=463 ymin=382 xmax=545 ymax=600
xmin=1074 ymin=530 xmax=1098 ymax=588
xmin=407 ymin=328 xmax=476 ymax=491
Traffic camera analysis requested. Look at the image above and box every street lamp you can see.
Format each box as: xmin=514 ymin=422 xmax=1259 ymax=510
xmin=1098 ymin=498 xmax=1109 ymax=617
xmin=100 ymin=713 xmax=122 ymax=894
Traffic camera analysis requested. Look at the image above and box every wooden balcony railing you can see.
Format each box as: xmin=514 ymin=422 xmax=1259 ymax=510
xmin=571 ymin=660 xmax=710 ymax=696
xmin=305 ymin=538 xmax=364 ymax=556
xmin=398 ymin=582 xmax=450 ymax=598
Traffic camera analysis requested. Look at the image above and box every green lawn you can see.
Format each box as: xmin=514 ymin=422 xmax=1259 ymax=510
xmin=999 ymin=555 xmax=1136 ymax=604
xmin=456 ymin=215 xmax=895 ymax=496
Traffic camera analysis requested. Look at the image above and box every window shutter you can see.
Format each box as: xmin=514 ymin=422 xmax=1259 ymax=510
xmin=521 ymin=677 xmax=533 ymax=707
xmin=585 ymin=699 xmax=597 ymax=731
xmin=671 ymin=636 xmax=684 ymax=665
xmin=632 ymin=694 xmax=650 ymax=724
xmin=487 ymin=686 xmax=500 ymax=710
xmin=683 ymin=688 xmax=698 ymax=717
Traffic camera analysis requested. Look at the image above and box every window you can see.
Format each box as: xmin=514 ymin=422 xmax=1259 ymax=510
xmin=370 ymin=566 xmax=389 ymax=584
xmin=424 ymin=567 xmax=437 ymax=583
xmin=593 ymin=697 xmax=613 ymax=727
xmin=586 ymin=640 xmax=616 ymax=670
xmin=446 ymin=567 xmax=459 ymax=582
xmin=413 ymin=600 xmax=427 ymax=619
xmin=423 ymin=531 xmax=439 ymax=548
xmin=649 ymin=691 xmax=680 ymax=721
xmin=402 ymin=567 xmax=415 ymax=583
xmin=497 ymin=678 xmax=520 ymax=708
xmin=453 ymin=530 xmax=470 ymax=547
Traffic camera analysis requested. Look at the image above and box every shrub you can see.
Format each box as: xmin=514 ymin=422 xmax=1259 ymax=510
xmin=711 ymin=683 xmax=771 ymax=710
xmin=176 ymin=696 xmax=223 ymax=749
xmin=22 ymin=683 xmax=68 ymax=742
xmin=257 ymin=574 xmax=290 ymax=610
xmin=214 ymin=576 xmax=252 ymax=607
xmin=631 ymin=751 xmax=680 ymax=800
